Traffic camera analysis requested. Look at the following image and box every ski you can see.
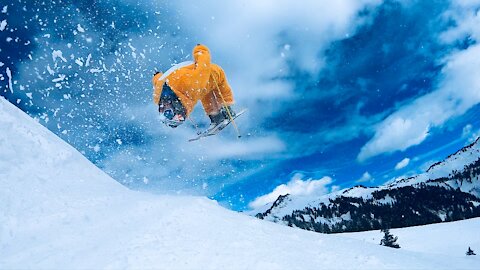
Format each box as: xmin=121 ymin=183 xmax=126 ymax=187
xmin=188 ymin=109 xmax=247 ymax=142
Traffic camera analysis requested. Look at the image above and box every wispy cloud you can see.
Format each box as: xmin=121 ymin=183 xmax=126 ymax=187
xmin=356 ymin=171 xmax=373 ymax=183
xmin=462 ymin=124 xmax=480 ymax=144
xmin=358 ymin=3 xmax=480 ymax=161
xmin=358 ymin=47 xmax=480 ymax=161
xmin=395 ymin=158 xmax=410 ymax=170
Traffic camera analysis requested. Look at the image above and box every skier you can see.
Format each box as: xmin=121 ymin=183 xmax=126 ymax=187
xmin=152 ymin=44 xmax=236 ymax=133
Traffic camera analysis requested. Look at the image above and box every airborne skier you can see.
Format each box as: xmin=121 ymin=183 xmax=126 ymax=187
xmin=152 ymin=44 xmax=239 ymax=135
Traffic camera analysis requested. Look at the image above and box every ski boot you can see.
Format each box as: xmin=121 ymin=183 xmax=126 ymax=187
xmin=205 ymin=106 xmax=236 ymax=134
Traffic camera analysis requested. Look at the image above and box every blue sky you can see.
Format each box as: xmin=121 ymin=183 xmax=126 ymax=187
xmin=1 ymin=0 xmax=480 ymax=210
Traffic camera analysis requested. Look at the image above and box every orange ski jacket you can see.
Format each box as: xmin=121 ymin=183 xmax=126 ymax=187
xmin=152 ymin=44 xmax=234 ymax=116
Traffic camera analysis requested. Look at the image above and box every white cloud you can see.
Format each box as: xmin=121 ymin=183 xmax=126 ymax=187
xmin=462 ymin=124 xmax=473 ymax=138
xmin=356 ymin=171 xmax=373 ymax=183
xmin=440 ymin=1 xmax=480 ymax=44
xmin=395 ymin=158 xmax=410 ymax=170
xmin=462 ymin=124 xmax=480 ymax=144
xmin=184 ymin=135 xmax=286 ymax=161
xmin=358 ymin=3 xmax=480 ymax=162
xmin=358 ymin=43 xmax=480 ymax=161
xmin=248 ymin=173 xmax=333 ymax=209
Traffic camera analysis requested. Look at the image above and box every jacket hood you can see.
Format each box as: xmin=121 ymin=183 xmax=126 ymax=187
xmin=193 ymin=44 xmax=210 ymax=63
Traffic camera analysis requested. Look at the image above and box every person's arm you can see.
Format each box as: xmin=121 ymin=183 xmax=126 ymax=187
xmin=215 ymin=66 xmax=234 ymax=105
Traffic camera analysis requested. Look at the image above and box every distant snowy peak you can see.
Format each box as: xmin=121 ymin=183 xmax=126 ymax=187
xmin=392 ymin=137 xmax=480 ymax=187
xmin=426 ymin=137 xmax=480 ymax=175
xmin=255 ymin=137 xmax=480 ymax=233
xmin=261 ymin=137 xmax=480 ymax=213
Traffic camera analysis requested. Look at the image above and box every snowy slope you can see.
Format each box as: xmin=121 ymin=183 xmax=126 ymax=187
xmin=0 ymin=96 xmax=478 ymax=269
xmin=344 ymin=217 xmax=480 ymax=257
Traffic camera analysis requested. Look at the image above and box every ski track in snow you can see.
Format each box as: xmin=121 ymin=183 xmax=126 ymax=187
xmin=0 ymin=96 xmax=479 ymax=269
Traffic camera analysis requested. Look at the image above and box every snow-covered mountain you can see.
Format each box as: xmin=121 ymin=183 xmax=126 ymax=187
xmin=3 ymin=96 xmax=478 ymax=269
xmin=254 ymin=137 xmax=480 ymax=233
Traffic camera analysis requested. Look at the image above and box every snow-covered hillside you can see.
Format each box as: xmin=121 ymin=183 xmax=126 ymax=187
xmin=0 ymin=96 xmax=478 ymax=269
xmin=344 ymin=218 xmax=480 ymax=257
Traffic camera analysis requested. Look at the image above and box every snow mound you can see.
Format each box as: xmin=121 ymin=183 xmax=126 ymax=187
xmin=0 ymin=97 xmax=477 ymax=269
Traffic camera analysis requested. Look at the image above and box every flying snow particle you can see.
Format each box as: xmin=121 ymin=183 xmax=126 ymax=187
xmin=77 ymin=24 xmax=85 ymax=33
xmin=202 ymin=182 xmax=208 ymax=190
xmin=75 ymin=59 xmax=84 ymax=66
xmin=52 ymin=74 xmax=66 ymax=83
xmin=93 ymin=144 xmax=101 ymax=152
xmin=0 ymin=61 xmax=4 ymax=67
xmin=89 ymin=68 xmax=102 ymax=73
xmin=52 ymin=50 xmax=67 ymax=62
xmin=143 ymin=177 xmax=149 ymax=184
xmin=85 ymin=54 xmax=92 ymax=67
xmin=6 ymin=67 xmax=13 ymax=93
xmin=116 ymin=139 xmax=123 ymax=145
xmin=26 ymin=93 xmax=33 ymax=99
xmin=0 ymin=20 xmax=6 ymax=31
xmin=46 ymin=65 xmax=55 ymax=75
xmin=2 ymin=5 xmax=7 ymax=13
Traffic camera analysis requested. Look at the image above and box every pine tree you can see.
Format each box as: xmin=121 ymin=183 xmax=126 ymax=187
xmin=379 ymin=228 xmax=400 ymax=249
xmin=466 ymin=247 xmax=476 ymax=256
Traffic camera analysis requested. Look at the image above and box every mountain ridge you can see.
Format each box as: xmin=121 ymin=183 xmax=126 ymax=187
xmin=254 ymin=137 xmax=480 ymax=233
